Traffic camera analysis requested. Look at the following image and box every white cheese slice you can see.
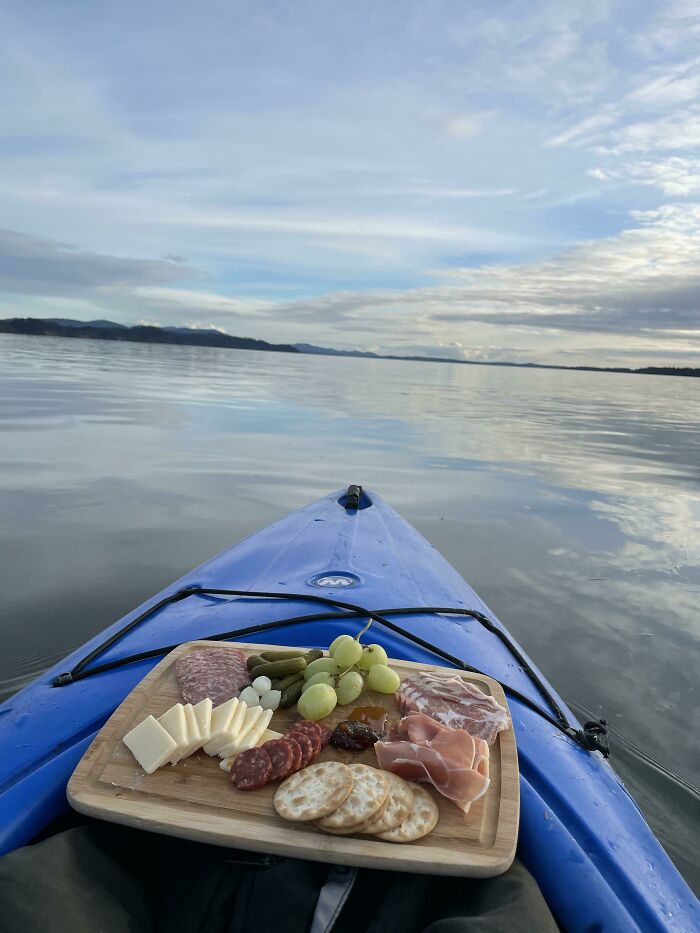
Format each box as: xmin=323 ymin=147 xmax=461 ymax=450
xmin=260 ymin=728 xmax=283 ymax=743
xmin=235 ymin=707 xmax=273 ymax=753
xmin=212 ymin=704 xmax=259 ymax=758
xmin=218 ymin=725 xmax=283 ymax=772
xmin=193 ymin=698 xmax=213 ymax=742
xmin=170 ymin=703 xmax=202 ymax=764
xmin=123 ymin=715 xmax=177 ymax=774
xmin=183 ymin=704 xmax=201 ymax=748
xmin=205 ymin=698 xmax=250 ymax=756
xmin=203 ymin=698 xmax=245 ymax=755
xmin=211 ymin=697 xmax=239 ymax=735
xmin=158 ymin=704 xmax=189 ymax=760
xmin=229 ymin=696 xmax=248 ymax=734
xmin=217 ymin=707 xmax=272 ymax=758
xmin=235 ymin=703 xmax=265 ymax=744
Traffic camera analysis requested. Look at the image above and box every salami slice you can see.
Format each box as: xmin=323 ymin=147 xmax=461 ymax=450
xmin=288 ymin=730 xmax=314 ymax=767
xmin=317 ymin=725 xmax=332 ymax=748
xmin=288 ymin=724 xmax=322 ymax=757
xmin=176 ymin=648 xmax=251 ymax=706
xmin=290 ymin=720 xmax=323 ymax=739
xmin=230 ymin=747 xmax=273 ymax=790
xmin=285 ymin=736 xmax=303 ymax=773
xmin=264 ymin=739 xmax=294 ymax=782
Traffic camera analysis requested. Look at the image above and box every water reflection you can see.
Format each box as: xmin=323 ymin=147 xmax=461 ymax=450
xmin=0 ymin=333 xmax=698 ymax=890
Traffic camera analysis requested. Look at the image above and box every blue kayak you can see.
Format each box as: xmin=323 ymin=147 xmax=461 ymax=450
xmin=0 ymin=488 xmax=697 ymax=931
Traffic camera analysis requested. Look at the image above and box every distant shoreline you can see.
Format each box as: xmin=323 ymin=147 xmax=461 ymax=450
xmin=0 ymin=317 xmax=299 ymax=355
xmin=1 ymin=317 xmax=698 ymax=378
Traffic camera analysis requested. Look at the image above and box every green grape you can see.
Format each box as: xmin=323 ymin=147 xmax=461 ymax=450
xmin=335 ymin=671 xmax=364 ymax=705
xmin=297 ymin=683 xmax=338 ymax=721
xmin=304 ymin=657 xmax=339 ymax=680
xmin=302 ymin=671 xmax=335 ymax=692
xmin=356 ymin=644 xmax=388 ymax=671
xmin=329 ymin=634 xmax=355 ymax=658
xmin=333 ymin=639 xmax=363 ymax=670
xmin=366 ymin=664 xmax=400 ymax=694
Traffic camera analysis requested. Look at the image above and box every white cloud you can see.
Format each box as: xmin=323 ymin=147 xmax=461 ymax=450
xmin=599 ymin=109 xmax=700 ymax=155
xmin=626 ymin=55 xmax=700 ymax=106
xmin=180 ymin=321 xmax=228 ymax=333
xmin=546 ymin=113 xmax=616 ymax=148
xmin=623 ymin=158 xmax=700 ymax=196
xmin=269 ymin=201 xmax=700 ymax=361
xmin=442 ymin=112 xmax=496 ymax=139
xmin=586 ymin=168 xmax=612 ymax=181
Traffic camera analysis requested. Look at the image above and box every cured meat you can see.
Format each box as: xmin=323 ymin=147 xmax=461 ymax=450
xmin=231 ymin=746 xmax=273 ymax=790
xmin=318 ymin=724 xmax=332 ymax=748
xmin=290 ymin=720 xmax=323 ymax=741
xmin=263 ymin=739 xmax=294 ymax=782
xmin=375 ymin=713 xmax=490 ymax=813
xmin=285 ymin=736 xmax=303 ymax=773
xmin=396 ymin=672 xmax=509 ymax=744
xmin=288 ymin=722 xmax=322 ymax=756
xmin=176 ymin=648 xmax=251 ymax=706
xmin=289 ymin=730 xmax=314 ymax=767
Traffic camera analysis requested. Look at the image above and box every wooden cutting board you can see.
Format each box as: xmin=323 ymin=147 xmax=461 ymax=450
xmin=68 ymin=641 xmax=519 ymax=877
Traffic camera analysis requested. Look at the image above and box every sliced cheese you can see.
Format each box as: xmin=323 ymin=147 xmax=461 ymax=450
xmin=123 ymin=715 xmax=177 ymax=774
xmin=228 ymin=697 xmax=248 ymax=737
xmin=260 ymin=728 xmax=283 ymax=743
xmin=170 ymin=703 xmax=202 ymax=764
xmin=218 ymin=725 xmax=283 ymax=772
xmin=236 ymin=703 xmax=265 ymax=745
xmin=193 ymin=698 xmax=213 ymax=742
xmin=203 ymin=698 xmax=245 ymax=756
xmin=211 ymin=697 xmax=239 ymax=735
xmin=217 ymin=707 xmax=272 ymax=759
xmin=213 ymin=704 xmax=260 ymax=758
xmin=206 ymin=698 xmax=251 ymax=756
xmin=158 ymin=704 xmax=189 ymax=762
xmin=183 ymin=704 xmax=201 ymax=748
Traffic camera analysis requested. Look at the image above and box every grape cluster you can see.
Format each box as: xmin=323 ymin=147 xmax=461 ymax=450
xmin=296 ymin=635 xmax=400 ymax=721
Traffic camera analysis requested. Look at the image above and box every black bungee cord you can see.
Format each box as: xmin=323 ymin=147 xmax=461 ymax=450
xmin=53 ymin=585 xmax=609 ymax=757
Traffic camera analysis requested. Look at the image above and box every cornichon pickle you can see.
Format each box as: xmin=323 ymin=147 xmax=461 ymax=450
xmin=246 ymin=654 xmax=264 ymax=671
xmin=303 ymin=648 xmax=323 ymax=664
xmin=249 ymin=657 xmax=307 ymax=678
xmin=271 ymin=671 xmax=305 ymax=691
xmin=259 ymin=649 xmax=307 ymax=662
xmin=279 ymin=679 xmax=304 ymax=708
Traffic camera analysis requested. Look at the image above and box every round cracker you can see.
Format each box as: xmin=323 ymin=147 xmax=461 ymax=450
xmin=361 ymin=772 xmax=415 ymax=835
xmin=376 ymin=784 xmax=439 ymax=843
xmin=320 ymin=795 xmax=390 ymax=836
xmin=316 ymin=764 xmax=389 ymax=830
xmin=274 ymin=761 xmax=352 ymax=822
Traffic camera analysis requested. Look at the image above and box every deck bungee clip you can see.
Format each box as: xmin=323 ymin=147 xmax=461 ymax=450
xmin=52 ymin=586 xmax=609 ymax=758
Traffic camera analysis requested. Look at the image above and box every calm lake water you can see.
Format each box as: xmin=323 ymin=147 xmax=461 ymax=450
xmin=1 ymin=333 xmax=698 ymax=890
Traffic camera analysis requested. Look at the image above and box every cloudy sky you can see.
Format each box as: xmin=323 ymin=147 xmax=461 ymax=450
xmin=1 ymin=1 xmax=699 ymax=366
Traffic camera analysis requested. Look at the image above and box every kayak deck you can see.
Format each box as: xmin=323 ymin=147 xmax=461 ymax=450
xmin=0 ymin=488 xmax=697 ymax=931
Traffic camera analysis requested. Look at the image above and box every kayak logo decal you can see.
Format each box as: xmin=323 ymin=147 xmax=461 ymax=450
xmin=307 ymin=572 xmax=361 ymax=588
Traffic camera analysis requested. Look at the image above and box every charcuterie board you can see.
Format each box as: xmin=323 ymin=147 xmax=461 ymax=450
xmin=68 ymin=641 xmax=519 ymax=877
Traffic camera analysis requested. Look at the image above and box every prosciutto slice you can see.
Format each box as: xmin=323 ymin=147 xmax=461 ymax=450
xmin=375 ymin=713 xmax=490 ymax=813
xmin=396 ymin=672 xmax=510 ymax=744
